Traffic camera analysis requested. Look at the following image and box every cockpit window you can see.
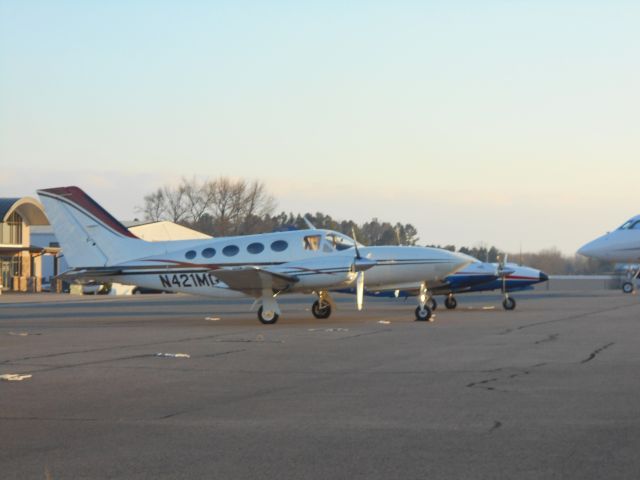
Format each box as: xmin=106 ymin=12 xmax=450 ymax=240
xmin=325 ymin=232 xmax=356 ymax=251
xmin=619 ymin=220 xmax=640 ymax=230
xmin=303 ymin=235 xmax=322 ymax=251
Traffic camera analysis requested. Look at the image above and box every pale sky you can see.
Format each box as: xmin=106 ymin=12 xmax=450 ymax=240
xmin=1 ymin=1 xmax=638 ymax=254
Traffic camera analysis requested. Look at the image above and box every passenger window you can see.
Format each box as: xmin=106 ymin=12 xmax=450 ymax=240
xmin=304 ymin=235 xmax=321 ymax=251
xmin=271 ymin=240 xmax=288 ymax=252
xmin=247 ymin=242 xmax=264 ymax=254
xmin=222 ymin=245 xmax=239 ymax=256
xmin=185 ymin=250 xmax=196 ymax=260
xmin=202 ymin=248 xmax=216 ymax=258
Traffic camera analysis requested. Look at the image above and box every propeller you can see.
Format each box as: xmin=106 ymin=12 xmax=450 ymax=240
xmin=351 ymin=227 xmax=368 ymax=311
xmin=356 ymin=268 xmax=365 ymax=311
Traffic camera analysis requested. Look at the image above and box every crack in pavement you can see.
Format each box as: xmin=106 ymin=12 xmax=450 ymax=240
xmin=535 ymin=333 xmax=559 ymax=345
xmin=466 ymin=377 xmax=500 ymax=391
xmin=338 ymin=329 xmax=391 ymax=340
xmin=157 ymin=410 xmax=196 ymax=420
xmin=499 ymin=302 xmax=639 ymax=335
xmin=0 ymin=416 xmax=99 ymax=422
xmin=489 ymin=420 xmax=502 ymax=432
xmin=201 ymin=349 xmax=246 ymax=358
xmin=2 ymin=349 xmax=246 ymax=374
xmin=580 ymin=342 xmax=615 ymax=364
xmin=0 ymin=330 xmax=250 ymax=365
xmin=467 ymin=363 xmax=547 ymax=392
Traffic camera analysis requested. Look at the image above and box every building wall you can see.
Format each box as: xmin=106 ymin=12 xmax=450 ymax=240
xmin=31 ymin=231 xmax=68 ymax=282
xmin=1 ymin=212 xmax=44 ymax=292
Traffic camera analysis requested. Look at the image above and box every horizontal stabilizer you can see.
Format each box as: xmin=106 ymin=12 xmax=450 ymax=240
xmin=57 ymin=268 xmax=123 ymax=283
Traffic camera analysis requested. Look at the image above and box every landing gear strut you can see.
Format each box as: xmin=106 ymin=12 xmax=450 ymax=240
xmin=444 ymin=294 xmax=457 ymax=310
xmin=499 ymin=261 xmax=516 ymax=310
xmin=311 ymin=291 xmax=334 ymax=319
xmin=415 ymin=282 xmax=433 ymax=322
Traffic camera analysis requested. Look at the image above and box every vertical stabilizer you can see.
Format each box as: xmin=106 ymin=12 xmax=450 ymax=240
xmin=37 ymin=186 xmax=154 ymax=267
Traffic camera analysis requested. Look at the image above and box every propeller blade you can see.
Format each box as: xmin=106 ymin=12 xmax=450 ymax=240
xmin=351 ymin=227 xmax=361 ymax=259
xmin=356 ymin=271 xmax=364 ymax=311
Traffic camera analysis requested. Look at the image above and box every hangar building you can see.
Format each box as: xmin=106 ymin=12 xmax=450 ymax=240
xmin=0 ymin=197 xmax=55 ymax=292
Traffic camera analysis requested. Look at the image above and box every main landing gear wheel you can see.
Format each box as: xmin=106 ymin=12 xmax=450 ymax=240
xmin=622 ymin=282 xmax=634 ymax=294
xmin=444 ymin=296 xmax=457 ymax=310
xmin=502 ymin=297 xmax=516 ymax=311
xmin=415 ymin=306 xmax=433 ymax=322
xmin=427 ymin=298 xmax=437 ymax=311
xmin=311 ymin=300 xmax=332 ymax=319
xmin=257 ymin=306 xmax=279 ymax=325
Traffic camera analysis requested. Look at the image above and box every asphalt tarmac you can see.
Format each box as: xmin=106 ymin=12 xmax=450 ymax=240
xmin=1 ymin=290 xmax=640 ymax=479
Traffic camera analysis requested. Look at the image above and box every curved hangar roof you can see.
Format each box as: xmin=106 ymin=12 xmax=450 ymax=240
xmin=0 ymin=197 xmax=49 ymax=225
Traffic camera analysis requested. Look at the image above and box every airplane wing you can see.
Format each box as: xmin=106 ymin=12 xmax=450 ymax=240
xmin=210 ymin=267 xmax=299 ymax=297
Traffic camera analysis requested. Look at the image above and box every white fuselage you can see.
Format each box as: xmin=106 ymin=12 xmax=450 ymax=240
xmin=104 ymin=230 xmax=469 ymax=298
xmin=578 ymin=215 xmax=640 ymax=262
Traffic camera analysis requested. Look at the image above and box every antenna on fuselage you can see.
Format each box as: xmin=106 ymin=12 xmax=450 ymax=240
xmin=303 ymin=216 xmax=317 ymax=230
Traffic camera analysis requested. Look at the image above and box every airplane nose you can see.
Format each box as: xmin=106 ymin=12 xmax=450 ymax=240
xmin=539 ymin=271 xmax=549 ymax=282
xmin=577 ymin=244 xmax=591 ymax=257
xmin=578 ymin=236 xmax=608 ymax=259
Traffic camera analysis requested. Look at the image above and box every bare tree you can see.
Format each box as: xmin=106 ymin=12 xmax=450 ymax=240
xmin=228 ymin=179 xmax=248 ymax=235
xmin=140 ymin=178 xmax=275 ymax=234
xmin=244 ymin=180 xmax=276 ymax=218
xmin=140 ymin=188 xmax=166 ymax=222
xmin=183 ymin=177 xmax=215 ymax=224
xmin=162 ymin=184 xmax=189 ymax=223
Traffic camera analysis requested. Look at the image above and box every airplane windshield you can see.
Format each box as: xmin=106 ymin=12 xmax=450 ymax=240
xmin=619 ymin=220 xmax=640 ymax=230
xmin=325 ymin=232 xmax=356 ymax=251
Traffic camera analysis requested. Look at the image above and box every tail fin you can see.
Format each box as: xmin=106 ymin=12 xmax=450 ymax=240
xmin=37 ymin=186 xmax=152 ymax=267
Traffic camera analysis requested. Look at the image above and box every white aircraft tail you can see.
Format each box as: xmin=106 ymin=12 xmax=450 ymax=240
xmin=37 ymin=186 xmax=158 ymax=267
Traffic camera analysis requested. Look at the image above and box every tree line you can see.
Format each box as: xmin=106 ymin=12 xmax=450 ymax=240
xmin=139 ymin=177 xmax=614 ymax=274
xmin=138 ymin=177 xmax=419 ymax=246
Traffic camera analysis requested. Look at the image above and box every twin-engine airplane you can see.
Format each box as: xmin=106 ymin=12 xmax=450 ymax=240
xmin=38 ymin=187 xmax=472 ymax=324
xmin=339 ymin=259 xmax=548 ymax=310
xmin=578 ymin=215 xmax=640 ymax=293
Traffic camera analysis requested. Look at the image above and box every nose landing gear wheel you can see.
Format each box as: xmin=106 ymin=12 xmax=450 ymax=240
xmin=444 ymin=296 xmax=457 ymax=309
xmin=415 ymin=306 xmax=433 ymax=322
xmin=502 ymin=297 xmax=516 ymax=311
xmin=622 ymin=282 xmax=634 ymax=294
xmin=311 ymin=300 xmax=332 ymax=319
xmin=258 ymin=306 xmax=279 ymax=324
